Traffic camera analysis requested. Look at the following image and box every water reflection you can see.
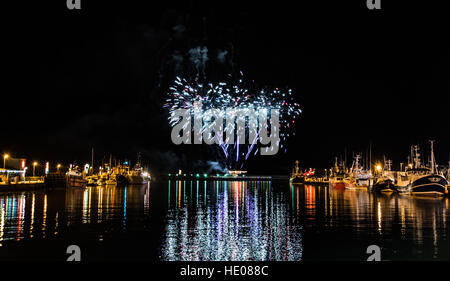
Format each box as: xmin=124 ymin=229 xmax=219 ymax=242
xmin=0 ymin=183 xmax=151 ymax=244
xmin=161 ymin=180 xmax=303 ymax=261
xmin=1 ymin=181 xmax=449 ymax=260
xmin=290 ymin=184 xmax=450 ymax=260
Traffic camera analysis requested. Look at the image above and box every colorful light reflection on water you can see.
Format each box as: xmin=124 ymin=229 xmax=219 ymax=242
xmin=0 ymin=182 xmax=449 ymax=260
xmin=161 ymin=180 xmax=303 ymax=261
xmin=0 ymin=184 xmax=150 ymax=244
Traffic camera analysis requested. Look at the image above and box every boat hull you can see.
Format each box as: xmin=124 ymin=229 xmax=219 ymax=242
xmin=115 ymin=174 xmax=129 ymax=186
xmin=410 ymin=175 xmax=447 ymax=196
xmin=372 ymin=179 xmax=395 ymax=193
xmin=127 ymin=175 xmax=146 ymax=185
xmin=66 ymin=177 xmax=87 ymax=188
xmin=329 ymin=179 xmax=345 ymax=190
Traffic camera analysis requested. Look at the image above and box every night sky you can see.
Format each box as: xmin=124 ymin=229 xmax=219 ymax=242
xmin=2 ymin=1 xmax=449 ymax=175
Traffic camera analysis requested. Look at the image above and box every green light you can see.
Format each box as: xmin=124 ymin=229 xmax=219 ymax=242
xmin=196 ymin=174 xmax=200 ymax=177
xmin=203 ymin=174 xmax=207 ymax=177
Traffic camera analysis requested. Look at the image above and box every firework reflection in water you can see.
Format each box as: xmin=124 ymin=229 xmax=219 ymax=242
xmin=161 ymin=180 xmax=303 ymax=261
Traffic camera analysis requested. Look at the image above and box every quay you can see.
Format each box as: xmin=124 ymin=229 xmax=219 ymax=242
xmin=0 ymin=180 xmax=45 ymax=191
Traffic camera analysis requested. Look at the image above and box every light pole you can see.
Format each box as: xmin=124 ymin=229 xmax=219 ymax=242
xmin=3 ymin=154 xmax=9 ymax=169
xmin=33 ymin=162 xmax=38 ymax=177
xmin=57 ymin=164 xmax=61 ymax=172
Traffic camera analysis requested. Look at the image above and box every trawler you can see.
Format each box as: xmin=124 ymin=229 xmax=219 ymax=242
xmin=66 ymin=165 xmax=87 ymax=188
xmin=127 ymin=154 xmax=150 ymax=184
xmin=372 ymin=159 xmax=395 ymax=193
xmin=290 ymin=160 xmax=304 ymax=184
xmin=329 ymin=158 xmax=346 ymax=189
xmin=345 ymin=154 xmax=372 ymax=189
xmin=410 ymin=142 xmax=446 ymax=196
xmin=395 ymin=142 xmax=447 ymax=196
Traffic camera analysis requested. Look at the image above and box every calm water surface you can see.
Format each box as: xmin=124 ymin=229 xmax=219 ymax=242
xmin=0 ymin=181 xmax=449 ymax=260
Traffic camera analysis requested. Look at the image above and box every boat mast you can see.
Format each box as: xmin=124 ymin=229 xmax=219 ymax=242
xmin=369 ymin=141 xmax=372 ymax=174
xmin=429 ymin=140 xmax=436 ymax=174
xmin=413 ymin=145 xmax=421 ymax=169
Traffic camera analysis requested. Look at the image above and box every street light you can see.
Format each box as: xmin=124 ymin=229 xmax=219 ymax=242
xmin=33 ymin=162 xmax=38 ymax=177
xmin=57 ymin=164 xmax=61 ymax=172
xmin=3 ymin=154 xmax=9 ymax=168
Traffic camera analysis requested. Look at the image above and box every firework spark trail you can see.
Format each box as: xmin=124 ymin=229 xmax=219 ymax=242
xmin=164 ymin=76 xmax=302 ymax=169
xmin=245 ymin=132 xmax=259 ymax=161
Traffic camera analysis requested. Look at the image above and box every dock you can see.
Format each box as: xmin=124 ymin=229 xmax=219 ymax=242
xmin=0 ymin=181 xmax=45 ymax=192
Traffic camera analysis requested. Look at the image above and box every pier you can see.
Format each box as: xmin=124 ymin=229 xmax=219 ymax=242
xmin=0 ymin=179 xmax=45 ymax=191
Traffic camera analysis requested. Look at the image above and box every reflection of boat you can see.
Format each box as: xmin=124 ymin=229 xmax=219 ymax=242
xmin=289 ymin=160 xmax=304 ymax=184
xmin=66 ymin=167 xmax=87 ymax=188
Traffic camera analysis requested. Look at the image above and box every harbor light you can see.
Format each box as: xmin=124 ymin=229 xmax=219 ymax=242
xmin=376 ymin=164 xmax=382 ymax=172
xmin=3 ymin=154 xmax=9 ymax=169
xmin=33 ymin=161 xmax=38 ymax=176
xmin=57 ymin=164 xmax=61 ymax=172
xmin=3 ymin=154 xmax=9 ymax=168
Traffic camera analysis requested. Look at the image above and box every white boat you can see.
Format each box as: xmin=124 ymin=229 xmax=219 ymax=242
xmin=345 ymin=154 xmax=372 ymax=189
xmin=66 ymin=167 xmax=87 ymax=188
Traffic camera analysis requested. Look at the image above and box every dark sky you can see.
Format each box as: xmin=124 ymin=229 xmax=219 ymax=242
xmin=2 ymin=1 xmax=449 ymax=174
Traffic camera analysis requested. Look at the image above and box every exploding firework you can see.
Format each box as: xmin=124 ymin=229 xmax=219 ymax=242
xmin=163 ymin=75 xmax=301 ymax=170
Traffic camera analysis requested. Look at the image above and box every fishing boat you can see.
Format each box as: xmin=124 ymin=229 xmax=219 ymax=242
xmin=329 ymin=158 xmax=346 ymax=189
xmin=304 ymin=168 xmax=329 ymax=184
xmin=329 ymin=176 xmax=346 ymax=189
xmin=345 ymin=154 xmax=371 ymax=189
xmin=395 ymin=143 xmax=447 ymax=197
xmin=66 ymin=166 xmax=87 ymax=188
xmin=126 ymin=154 xmax=150 ymax=184
xmin=290 ymin=160 xmax=304 ymax=184
xmin=372 ymin=178 xmax=395 ymax=193
xmin=372 ymin=159 xmax=395 ymax=193
xmin=411 ymin=142 xmax=446 ymax=196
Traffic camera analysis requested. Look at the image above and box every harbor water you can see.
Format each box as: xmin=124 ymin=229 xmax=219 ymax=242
xmin=0 ymin=180 xmax=449 ymax=260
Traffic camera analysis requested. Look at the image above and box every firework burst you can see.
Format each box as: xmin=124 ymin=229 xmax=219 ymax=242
xmin=163 ymin=75 xmax=301 ymax=170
